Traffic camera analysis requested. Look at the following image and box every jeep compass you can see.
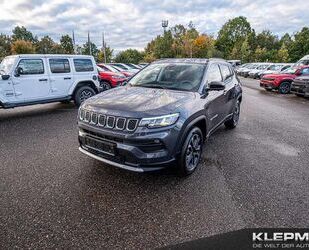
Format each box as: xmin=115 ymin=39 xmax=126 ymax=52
xmin=78 ymin=59 xmax=242 ymax=176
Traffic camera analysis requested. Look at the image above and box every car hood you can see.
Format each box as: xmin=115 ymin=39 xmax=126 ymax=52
xmin=83 ymin=86 xmax=197 ymax=118
xmin=263 ymin=73 xmax=295 ymax=79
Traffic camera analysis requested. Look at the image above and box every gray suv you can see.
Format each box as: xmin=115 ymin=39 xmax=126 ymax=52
xmin=78 ymin=59 xmax=242 ymax=176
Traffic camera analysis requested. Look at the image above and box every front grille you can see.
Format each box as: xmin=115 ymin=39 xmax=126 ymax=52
xmin=106 ymin=116 xmax=115 ymax=128
xmin=80 ymin=109 xmax=139 ymax=132
xmin=127 ymin=119 xmax=138 ymax=131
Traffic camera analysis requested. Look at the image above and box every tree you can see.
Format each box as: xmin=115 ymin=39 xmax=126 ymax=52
xmin=289 ymin=27 xmax=309 ymax=62
xmin=60 ymin=35 xmax=74 ymax=54
xmin=0 ymin=34 xmax=11 ymax=60
xmin=36 ymin=36 xmax=56 ymax=54
xmin=12 ymin=26 xmax=36 ymax=43
xmin=114 ymin=49 xmax=143 ymax=64
xmin=81 ymin=41 xmax=99 ymax=59
xmin=193 ymin=35 xmax=215 ymax=58
xmin=240 ymin=38 xmax=251 ymax=63
xmin=256 ymin=30 xmax=280 ymax=51
xmin=216 ymin=16 xmax=252 ymax=58
xmin=277 ymin=43 xmax=289 ymax=62
xmin=11 ymin=40 xmax=35 ymax=54
xmin=153 ymin=31 xmax=174 ymax=58
xmin=97 ymin=46 xmax=113 ymax=63
xmin=254 ymin=46 xmax=268 ymax=62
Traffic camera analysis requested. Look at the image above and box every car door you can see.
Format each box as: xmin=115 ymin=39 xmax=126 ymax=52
xmin=219 ymin=64 xmax=237 ymax=117
xmin=204 ymin=63 xmax=226 ymax=131
xmin=12 ymin=58 xmax=51 ymax=102
xmin=48 ymin=57 xmax=73 ymax=97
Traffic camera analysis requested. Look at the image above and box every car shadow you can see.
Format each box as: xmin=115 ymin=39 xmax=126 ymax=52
xmin=0 ymin=102 xmax=77 ymax=122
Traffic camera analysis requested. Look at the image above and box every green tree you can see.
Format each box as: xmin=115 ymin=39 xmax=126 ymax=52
xmin=254 ymin=46 xmax=268 ymax=62
xmin=12 ymin=26 xmax=36 ymax=43
xmin=97 ymin=46 xmax=114 ymax=63
xmin=114 ymin=49 xmax=143 ymax=64
xmin=289 ymin=27 xmax=309 ymax=62
xmin=240 ymin=38 xmax=251 ymax=63
xmin=81 ymin=41 xmax=99 ymax=59
xmin=60 ymin=35 xmax=74 ymax=54
xmin=153 ymin=31 xmax=174 ymax=58
xmin=11 ymin=40 xmax=35 ymax=54
xmin=216 ymin=16 xmax=252 ymax=58
xmin=0 ymin=34 xmax=11 ymax=60
xmin=277 ymin=43 xmax=289 ymax=62
xmin=36 ymin=36 xmax=56 ymax=54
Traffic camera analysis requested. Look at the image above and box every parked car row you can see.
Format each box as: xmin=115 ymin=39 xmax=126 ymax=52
xmin=96 ymin=63 xmax=149 ymax=91
xmin=236 ymin=62 xmax=293 ymax=79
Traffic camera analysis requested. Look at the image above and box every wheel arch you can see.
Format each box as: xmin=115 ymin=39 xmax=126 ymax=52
xmin=72 ymin=81 xmax=99 ymax=99
xmin=175 ymin=115 xmax=208 ymax=154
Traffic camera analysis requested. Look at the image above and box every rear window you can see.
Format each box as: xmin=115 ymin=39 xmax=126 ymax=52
xmin=74 ymin=59 xmax=94 ymax=72
xmin=49 ymin=59 xmax=70 ymax=73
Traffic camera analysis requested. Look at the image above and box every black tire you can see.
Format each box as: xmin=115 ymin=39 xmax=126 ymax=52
xmin=178 ymin=127 xmax=203 ymax=176
xmin=224 ymin=100 xmax=240 ymax=129
xmin=74 ymin=86 xmax=96 ymax=106
xmin=278 ymin=81 xmax=291 ymax=94
xmin=266 ymin=88 xmax=272 ymax=92
xmin=295 ymin=93 xmax=303 ymax=97
xmin=100 ymin=81 xmax=112 ymax=91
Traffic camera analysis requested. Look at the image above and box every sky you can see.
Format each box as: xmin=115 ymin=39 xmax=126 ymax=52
xmin=0 ymin=0 xmax=308 ymax=52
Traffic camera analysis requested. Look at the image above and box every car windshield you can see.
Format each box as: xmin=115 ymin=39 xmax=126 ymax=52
xmin=109 ymin=65 xmax=123 ymax=72
xmin=294 ymin=60 xmax=309 ymax=67
xmin=0 ymin=57 xmax=15 ymax=75
xmin=268 ymin=64 xmax=282 ymax=70
xmin=281 ymin=68 xmax=297 ymax=74
xmin=129 ymin=63 xmax=205 ymax=92
xmin=258 ymin=65 xmax=269 ymax=70
xmin=99 ymin=64 xmax=119 ymax=73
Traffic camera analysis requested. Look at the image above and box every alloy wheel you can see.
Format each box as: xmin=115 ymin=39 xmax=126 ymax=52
xmin=185 ymin=133 xmax=202 ymax=171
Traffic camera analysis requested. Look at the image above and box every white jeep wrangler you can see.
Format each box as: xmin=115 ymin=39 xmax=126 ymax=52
xmin=0 ymin=54 xmax=101 ymax=108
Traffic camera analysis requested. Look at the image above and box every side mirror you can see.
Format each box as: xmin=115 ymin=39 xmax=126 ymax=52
xmin=121 ymin=81 xmax=128 ymax=86
xmin=208 ymin=81 xmax=226 ymax=91
xmin=15 ymin=67 xmax=23 ymax=77
xmin=295 ymin=70 xmax=302 ymax=76
xmin=1 ymin=74 xmax=10 ymax=80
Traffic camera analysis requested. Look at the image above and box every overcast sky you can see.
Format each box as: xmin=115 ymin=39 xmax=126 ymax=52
xmin=0 ymin=0 xmax=308 ymax=52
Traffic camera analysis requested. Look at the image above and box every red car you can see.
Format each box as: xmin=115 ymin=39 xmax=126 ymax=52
xmin=260 ymin=66 xmax=309 ymax=94
xmin=97 ymin=64 xmax=127 ymax=90
xmin=107 ymin=64 xmax=134 ymax=78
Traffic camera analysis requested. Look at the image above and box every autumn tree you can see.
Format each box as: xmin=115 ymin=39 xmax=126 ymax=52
xmin=11 ymin=40 xmax=35 ymax=54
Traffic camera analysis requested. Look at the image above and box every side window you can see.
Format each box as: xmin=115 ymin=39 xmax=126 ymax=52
xmin=301 ymin=68 xmax=309 ymax=75
xmin=73 ymin=59 xmax=94 ymax=72
xmin=17 ymin=59 xmax=44 ymax=75
xmin=207 ymin=64 xmax=222 ymax=83
xmin=49 ymin=59 xmax=70 ymax=73
xmin=220 ymin=64 xmax=232 ymax=81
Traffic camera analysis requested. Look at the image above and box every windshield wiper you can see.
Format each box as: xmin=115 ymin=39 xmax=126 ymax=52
xmin=134 ymin=84 xmax=166 ymax=89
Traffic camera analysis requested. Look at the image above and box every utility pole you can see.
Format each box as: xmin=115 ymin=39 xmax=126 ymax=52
xmin=88 ymin=31 xmax=91 ymax=55
xmin=102 ymin=32 xmax=107 ymax=63
xmin=72 ymin=30 xmax=76 ymax=54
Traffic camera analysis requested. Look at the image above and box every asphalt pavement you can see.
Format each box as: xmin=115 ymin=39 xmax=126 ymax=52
xmin=1 ymin=78 xmax=309 ymax=249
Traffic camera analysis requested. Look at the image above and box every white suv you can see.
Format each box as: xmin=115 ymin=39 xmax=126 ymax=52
xmin=0 ymin=54 xmax=101 ymax=108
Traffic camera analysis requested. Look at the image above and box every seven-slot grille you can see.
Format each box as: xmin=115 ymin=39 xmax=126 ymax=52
xmin=79 ymin=109 xmax=139 ymax=132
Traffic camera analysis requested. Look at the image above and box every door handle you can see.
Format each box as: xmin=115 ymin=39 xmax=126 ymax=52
xmin=64 ymin=77 xmax=71 ymax=80
xmin=39 ymin=78 xmax=48 ymax=82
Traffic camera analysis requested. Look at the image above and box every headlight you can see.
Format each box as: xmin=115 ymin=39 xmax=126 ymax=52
xmin=139 ymin=113 xmax=179 ymax=128
xmin=112 ymin=75 xmax=125 ymax=79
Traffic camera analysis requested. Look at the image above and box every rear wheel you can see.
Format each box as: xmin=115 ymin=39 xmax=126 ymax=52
xmin=74 ymin=86 xmax=96 ymax=106
xmin=178 ymin=127 xmax=203 ymax=176
xmin=278 ymin=82 xmax=291 ymax=94
xmin=100 ymin=81 xmax=111 ymax=91
xmin=224 ymin=100 xmax=240 ymax=129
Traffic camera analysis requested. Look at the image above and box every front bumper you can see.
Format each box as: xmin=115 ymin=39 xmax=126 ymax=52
xmin=260 ymin=80 xmax=277 ymax=90
xmin=290 ymin=83 xmax=309 ymax=97
xmin=78 ymin=123 xmax=178 ymax=172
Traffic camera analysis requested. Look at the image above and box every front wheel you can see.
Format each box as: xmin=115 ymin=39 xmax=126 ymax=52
xmin=224 ymin=100 xmax=240 ymax=129
xmin=278 ymin=82 xmax=291 ymax=94
xmin=178 ymin=127 xmax=203 ymax=176
xmin=100 ymin=81 xmax=111 ymax=91
xmin=74 ymin=86 xmax=96 ymax=106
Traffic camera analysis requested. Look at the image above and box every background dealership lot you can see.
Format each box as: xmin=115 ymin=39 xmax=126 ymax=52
xmin=1 ymin=78 xmax=308 ymax=248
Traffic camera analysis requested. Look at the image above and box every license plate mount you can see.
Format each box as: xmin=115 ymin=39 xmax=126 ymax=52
xmin=85 ymin=137 xmax=116 ymax=156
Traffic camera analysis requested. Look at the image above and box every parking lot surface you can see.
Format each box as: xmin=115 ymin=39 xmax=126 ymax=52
xmin=1 ymin=78 xmax=309 ymax=249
